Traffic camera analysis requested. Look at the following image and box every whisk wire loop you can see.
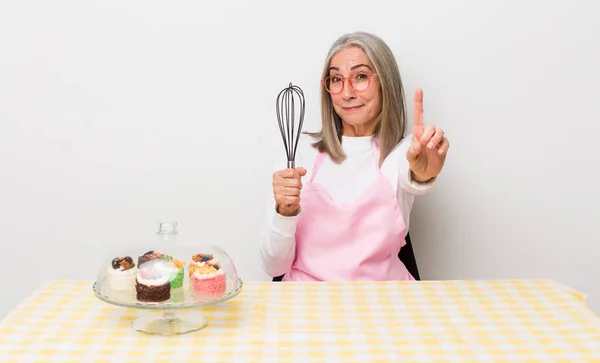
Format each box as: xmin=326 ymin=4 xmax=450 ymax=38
xmin=276 ymin=83 xmax=306 ymax=170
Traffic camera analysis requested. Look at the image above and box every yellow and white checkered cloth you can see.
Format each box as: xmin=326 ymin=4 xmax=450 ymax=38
xmin=0 ymin=280 xmax=599 ymax=362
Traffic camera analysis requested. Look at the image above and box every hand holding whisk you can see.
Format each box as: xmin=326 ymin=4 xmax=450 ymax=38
xmin=273 ymin=82 xmax=306 ymax=214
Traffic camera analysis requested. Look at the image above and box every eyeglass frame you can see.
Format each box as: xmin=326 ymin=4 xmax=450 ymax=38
xmin=321 ymin=72 xmax=379 ymax=94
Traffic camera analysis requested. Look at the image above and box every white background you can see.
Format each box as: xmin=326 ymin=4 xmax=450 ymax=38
xmin=1 ymin=0 xmax=599 ymax=318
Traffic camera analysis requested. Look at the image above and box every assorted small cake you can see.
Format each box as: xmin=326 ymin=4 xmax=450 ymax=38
xmin=134 ymin=251 xmax=188 ymax=302
xmin=165 ymin=258 xmax=185 ymax=289
xmin=104 ymin=250 xmax=230 ymax=302
xmin=106 ymin=256 xmax=137 ymax=291
xmin=189 ymin=253 xmax=227 ymax=296
xmin=135 ymin=251 xmax=171 ymax=302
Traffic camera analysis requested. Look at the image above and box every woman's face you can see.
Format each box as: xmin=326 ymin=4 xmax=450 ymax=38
xmin=328 ymin=46 xmax=382 ymax=136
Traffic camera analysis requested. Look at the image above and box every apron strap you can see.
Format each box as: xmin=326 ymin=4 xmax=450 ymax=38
xmin=309 ymin=152 xmax=326 ymax=183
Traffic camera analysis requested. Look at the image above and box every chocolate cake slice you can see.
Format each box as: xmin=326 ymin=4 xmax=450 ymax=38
xmin=135 ymin=278 xmax=170 ymax=302
xmin=135 ymin=256 xmax=171 ymax=302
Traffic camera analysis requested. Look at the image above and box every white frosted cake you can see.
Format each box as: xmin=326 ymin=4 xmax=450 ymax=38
xmin=106 ymin=256 xmax=138 ymax=291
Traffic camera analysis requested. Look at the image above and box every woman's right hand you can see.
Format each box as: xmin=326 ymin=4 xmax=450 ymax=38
xmin=272 ymin=167 xmax=307 ymax=216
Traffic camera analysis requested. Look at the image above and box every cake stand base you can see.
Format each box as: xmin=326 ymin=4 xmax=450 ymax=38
xmin=132 ymin=311 xmax=208 ymax=335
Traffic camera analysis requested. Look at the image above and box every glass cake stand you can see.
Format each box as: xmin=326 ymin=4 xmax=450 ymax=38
xmin=93 ymin=276 xmax=243 ymax=335
xmin=92 ymin=220 xmax=244 ymax=335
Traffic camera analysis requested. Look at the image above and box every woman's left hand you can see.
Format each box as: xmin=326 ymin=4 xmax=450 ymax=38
xmin=406 ymin=89 xmax=450 ymax=182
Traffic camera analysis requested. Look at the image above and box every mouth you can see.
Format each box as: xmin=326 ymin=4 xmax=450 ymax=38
xmin=342 ymin=105 xmax=364 ymax=111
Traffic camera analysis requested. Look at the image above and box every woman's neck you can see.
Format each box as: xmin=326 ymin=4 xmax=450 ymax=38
xmin=342 ymin=123 xmax=374 ymax=137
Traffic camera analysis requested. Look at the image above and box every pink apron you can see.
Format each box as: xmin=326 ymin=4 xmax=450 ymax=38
xmin=282 ymin=143 xmax=415 ymax=282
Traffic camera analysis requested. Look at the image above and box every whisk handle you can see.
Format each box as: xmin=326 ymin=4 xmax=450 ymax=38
xmin=284 ymin=160 xmax=296 ymax=213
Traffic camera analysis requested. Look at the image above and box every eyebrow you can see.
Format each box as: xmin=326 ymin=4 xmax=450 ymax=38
xmin=329 ymin=63 xmax=373 ymax=72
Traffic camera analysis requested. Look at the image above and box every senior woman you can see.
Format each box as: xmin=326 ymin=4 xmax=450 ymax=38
xmin=259 ymin=31 xmax=450 ymax=282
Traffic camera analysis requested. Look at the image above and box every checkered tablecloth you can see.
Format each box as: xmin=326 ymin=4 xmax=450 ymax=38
xmin=1 ymin=280 xmax=599 ymax=362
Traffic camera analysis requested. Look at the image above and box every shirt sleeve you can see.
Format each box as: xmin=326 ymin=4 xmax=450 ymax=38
xmin=258 ymin=136 xmax=312 ymax=277
xmin=396 ymin=133 xmax=436 ymax=195
xmin=259 ymin=206 xmax=300 ymax=277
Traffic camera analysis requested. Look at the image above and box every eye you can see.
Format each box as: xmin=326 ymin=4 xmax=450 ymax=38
xmin=354 ymin=73 xmax=369 ymax=80
xmin=330 ymin=76 xmax=342 ymax=83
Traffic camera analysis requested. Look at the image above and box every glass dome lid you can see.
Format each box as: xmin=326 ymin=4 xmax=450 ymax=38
xmin=94 ymin=220 xmax=241 ymax=308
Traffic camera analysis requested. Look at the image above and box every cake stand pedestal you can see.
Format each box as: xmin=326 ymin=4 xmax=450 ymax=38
xmin=93 ymin=278 xmax=243 ymax=336
xmin=132 ymin=310 xmax=208 ymax=335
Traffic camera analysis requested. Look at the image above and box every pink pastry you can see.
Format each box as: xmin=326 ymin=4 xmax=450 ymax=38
xmin=189 ymin=254 xmax=227 ymax=296
xmin=192 ymin=271 xmax=226 ymax=295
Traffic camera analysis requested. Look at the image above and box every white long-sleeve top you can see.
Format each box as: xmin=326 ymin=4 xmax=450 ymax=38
xmin=259 ymin=133 xmax=435 ymax=278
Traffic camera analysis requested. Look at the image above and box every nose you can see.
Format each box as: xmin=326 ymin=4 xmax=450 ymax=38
xmin=341 ymin=79 xmax=356 ymax=100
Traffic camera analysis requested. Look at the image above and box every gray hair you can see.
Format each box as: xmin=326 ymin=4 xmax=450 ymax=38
xmin=307 ymin=31 xmax=407 ymax=166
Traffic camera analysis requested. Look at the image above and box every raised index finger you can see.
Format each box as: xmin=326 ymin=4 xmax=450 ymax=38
xmin=414 ymin=88 xmax=424 ymax=130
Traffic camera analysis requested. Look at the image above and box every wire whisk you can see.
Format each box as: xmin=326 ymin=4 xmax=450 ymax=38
xmin=276 ymin=82 xmax=306 ymax=169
